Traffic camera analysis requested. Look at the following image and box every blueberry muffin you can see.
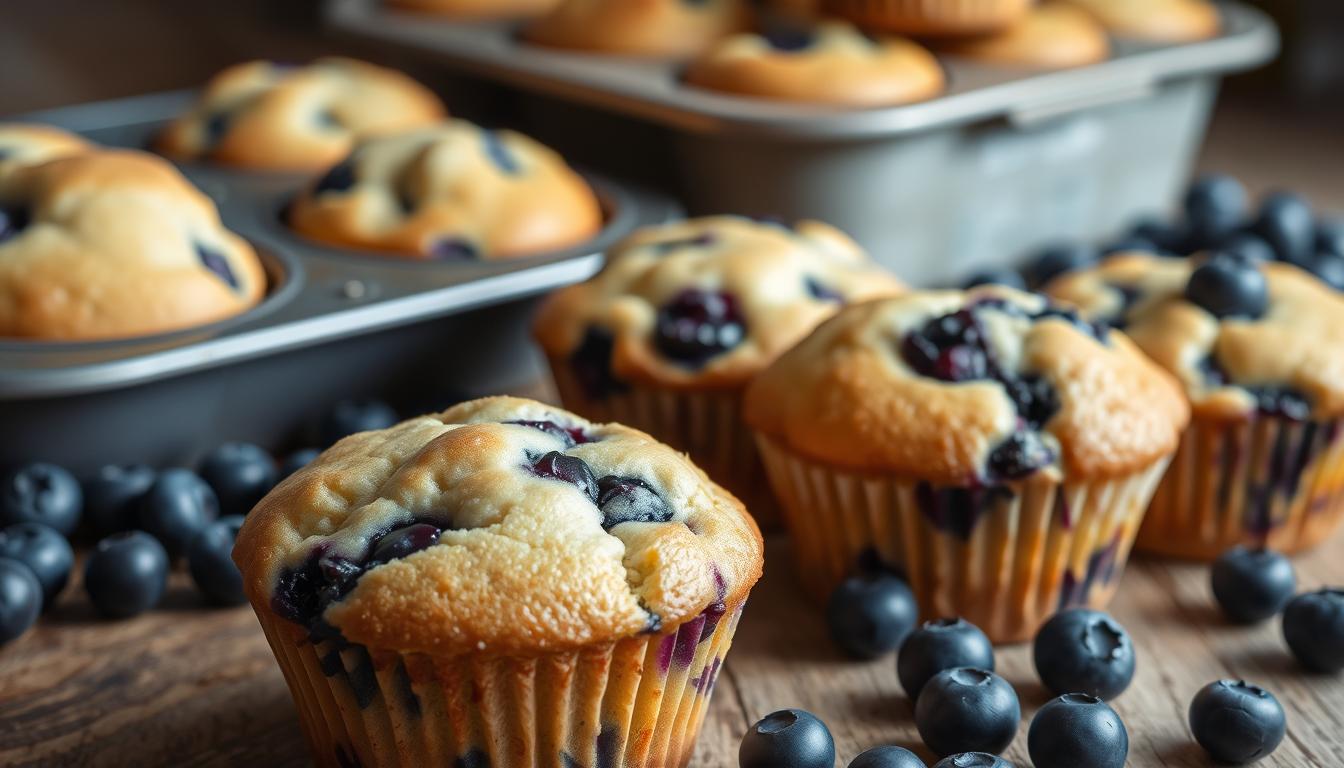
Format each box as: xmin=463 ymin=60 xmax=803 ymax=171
xmin=524 ymin=0 xmax=750 ymax=58
xmin=823 ymin=0 xmax=1032 ymax=37
xmin=745 ymin=287 xmax=1188 ymax=641
xmin=533 ymin=216 xmax=905 ymax=526
xmin=287 ymin=121 xmax=602 ymax=260
xmin=684 ymin=21 xmax=945 ymax=107
xmin=386 ymin=0 xmax=558 ymax=18
xmin=156 ymin=58 xmax=446 ymax=172
xmin=0 ymin=124 xmax=92 ymax=178
xmin=1061 ymin=0 xmax=1219 ymax=43
xmin=0 ymin=150 xmax=265 ymax=340
xmin=1048 ymin=252 xmax=1344 ymax=559
xmin=940 ymin=3 xmax=1111 ymax=69
xmin=234 ymin=396 xmax=763 ymax=768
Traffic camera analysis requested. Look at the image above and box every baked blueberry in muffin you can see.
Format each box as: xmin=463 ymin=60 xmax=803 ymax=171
xmin=156 ymin=58 xmax=445 ymax=172
xmin=288 ymin=120 xmax=602 ymax=260
xmin=524 ymin=0 xmax=750 ymax=58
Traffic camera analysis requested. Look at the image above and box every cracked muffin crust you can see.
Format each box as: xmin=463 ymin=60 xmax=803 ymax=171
xmin=156 ymin=58 xmax=446 ymax=172
xmin=0 ymin=124 xmax=92 ymax=179
xmin=0 ymin=150 xmax=265 ymax=340
xmin=523 ymin=0 xmax=750 ymax=58
xmin=287 ymin=121 xmax=602 ymax=260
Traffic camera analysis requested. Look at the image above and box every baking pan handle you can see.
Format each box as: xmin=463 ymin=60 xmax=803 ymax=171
xmin=1008 ymin=76 xmax=1159 ymax=129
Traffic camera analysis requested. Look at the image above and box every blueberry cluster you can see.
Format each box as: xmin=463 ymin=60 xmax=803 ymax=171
xmin=527 ymin=445 xmax=675 ymax=531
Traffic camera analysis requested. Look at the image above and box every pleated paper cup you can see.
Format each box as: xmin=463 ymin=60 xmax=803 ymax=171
xmin=1139 ymin=414 xmax=1344 ymax=560
xmin=254 ymin=600 xmax=746 ymax=768
xmin=755 ymin=435 xmax=1170 ymax=643
xmin=548 ymin=357 xmax=777 ymax=528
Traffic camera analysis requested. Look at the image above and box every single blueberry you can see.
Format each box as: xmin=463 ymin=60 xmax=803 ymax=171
xmin=368 ymin=522 xmax=443 ymax=567
xmin=1027 ymin=694 xmax=1127 ymax=768
xmin=1188 ymin=680 xmax=1286 ymax=764
xmin=530 ymin=451 xmax=599 ymax=503
xmin=915 ymin=668 xmax=1020 ymax=757
xmin=483 ymin=131 xmax=521 ymax=174
xmin=1021 ymin=244 xmax=1098 ymax=289
xmin=196 ymin=244 xmax=240 ymax=290
xmin=1217 ymin=231 xmax=1276 ymax=265
xmin=570 ymin=326 xmax=626 ymax=400
xmin=0 ymin=206 xmax=31 ymax=244
xmin=1210 ymin=547 xmax=1296 ymax=624
xmin=0 ymin=557 xmax=41 ymax=645
xmin=805 ymin=277 xmax=845 ymax=303
xmin=931 ymin=755 xmax=1015 ymax=768
xmin=739 ymin=708 xmax=836 ymax=768
xmin=962 ymin=268 xmax=1026 ymax=290
xmin=1185 ymin=174 xmax=1248 ymax=246
xmin=848 ymin=745 xmax=927 ymax=768
xmin=204 ymin=112 xmax=230 ymax=145
xmin=897 ymin=617 xmax=996 ymax=700
xmin=188 ymin=516 xmax=247 ymax=606
xmin=1184 ymin=252 xmax=1269 ymax=319
xmin=83 ymin=464 xmax=156 ymax=536
xmin=138 ymin=468 xmax=220 ymax=559
xmin=596 ymin=476 xmax=673 ymax=528
xmin=1281 ymin=588 xmax=1344 ymax=672
xmin=1032 ymin=609 xmax=1135 ymax=701
xmin=0 ymin=462 xmax=82 ymax=536
xmin=762 ymin=23 xmax=816 ymax=52
xmin=320 ymin=399 xmax=398 ymax=446
xmin=1303 ymin=252 xmax=1344 ymax=291
xmin=199 ymin=442 xmax=278 ymax=518
xmin=1254 ymin=191 xmax=1315 ymax=263
xmin=654 ymin=289 xmax=746 ymax=366
xmin=84 ymin=531 xmax=170 ymax=619
xmin=986 ymin=431 xmax=1055 ymax=482
xmin=0 ymin=523 xmax=73 ymax=609
xmin=1317 ymin=218 xmax=1344 ymax=257
xmin=313 ymin=160 xmax=357 ymax=195
xmin=429 ymin=238 xmax=480 ymax=261
xmin=826 ymin=572 xmax=919 ymax=660
xmin=280 ymin=448 xmax=322 ymax=478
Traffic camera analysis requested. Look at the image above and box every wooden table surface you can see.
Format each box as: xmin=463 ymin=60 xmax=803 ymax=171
xmin=2 ymin=530 xmax=1340 ymax=767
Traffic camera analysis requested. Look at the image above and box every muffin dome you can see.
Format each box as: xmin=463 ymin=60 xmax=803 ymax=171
xmin=234 ymin=396 xmax=763 ymax=656
xmin=0 ymin=124 xmax=92 ymax=178
xmin=534 ymin=216 xmax=906 ymax=391
xmin=1047 ymin=252 xmax=1344 ymax=421
xmin=940 ymin=3 xmax=1111 ymax=69
xmin=685 ymin=21 xmax=945 ymax=106
xmin=0 ymin=150 xmax=266 ymax=340
xmin=156 ymin=58 xmax=446 ymax=172
xmin=287 ymin=121 xmax=602 ymax=260
xmin=524 ymin=0 xmax=749 ymax=58
xmin=745 ymin=287 xmax=1190 ymax=483
xmin=1061 ymin=0 xmax=1219 ymax=42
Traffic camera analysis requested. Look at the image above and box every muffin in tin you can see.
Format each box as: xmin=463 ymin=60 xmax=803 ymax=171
xmin=1048 ymin=252 xmax=1344 ymax=559
xmin=0 ymin=150 xmax=265 ymax=340
xmin=939 ymin=2 xmax=1111 ymax=69
xmin=1061 ymin=0 xmax=1219 ymax=43
xmin=287 ymin=121 xmax=602 ymax=260
xmin=157 ymin=58 xmax=446 ymax=172
xmin=0 ymin=124 xmax=92 ymax=178
xmin=385 ymin=0 xmax=559 ymax=19
xmin=685 ymin=21 xmax=946 ymax=107
xmin=234 ymin=396 xmax=763 ymax=768
xmin=533 ymin=216 xmax=905 ymax=526
xmin=524 ymin=0 xmax=750 ymax=58
xmin=823 ymin=0 xmax=1033 ymax=37
xmin=745 ymin=287 xmax=1188 ymax=641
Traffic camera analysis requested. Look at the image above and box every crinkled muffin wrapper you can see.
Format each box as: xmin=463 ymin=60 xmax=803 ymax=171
xmin=756 ymin=435 xmax=1171 ymax=643
xmin=822 ymin=0 xmax=1031 ymax=35
xmin=254 ymin=600 xmax=745 ymax=768
xmin=1139 ymin=414 xmax=1344 ymax=560
xmin=548 ymin=357 xmax=777 ymax=529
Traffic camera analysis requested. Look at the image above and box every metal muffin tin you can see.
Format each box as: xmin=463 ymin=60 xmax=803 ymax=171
xmin=326 ymin=0 xmax=1278 ymax=285
xmin=0 ymin=91 xmax=680 ymax=473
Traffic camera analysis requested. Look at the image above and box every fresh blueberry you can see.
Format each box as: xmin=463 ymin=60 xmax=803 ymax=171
xmin=1210 ymin=547 xmax=1296 ymax=624
xmin=1027 ymin=694 xmax=1127 ymax=768
xmin=739 ymin=709 xmax=836 ymax=768
xmin=1188 ymin=680 xmax=1286 ymax=764
xmin=313 ymin=160 xmax=357 ymax=195
xmin=83 ymin=464 xmax=156 ymax=536
xmin=1184 ymin=174 xmax=1248 ymax=245
xmin=280 ymin=448 xmax=321 ymax=478
xmin=0 ymin=462 xmax=82 ymax=535
xmin=1184 ymin=252 xmax=1269 ymax=319
xmin=931 ymin=754 xmax=1015 ymax=768
xmin=898 ymin=618 xmax=996 ymax=699
xmin=849 ymin=746 xmax=927 ymax=768
xmin=827 ymin=572 xmax=919 ymax=660
xmin=187 ymin=516 xmax=247 ymax=606
xmin=1021 ymin=244 xmax=1098 ymax=289
xmin=0 ymin=557 xmax=42 ymax=644
xmin=320 ymin=399 xmax=398 ymax=445
xmin=199 ymin=442 xmax=277 ymax=518
xmin=0 ymin=206 xmax=31 ymax=244
xmin=1318 ymin=218 xmax=1344 ymax=257
xmin=368 ymin=522 xmax=442 ymax=566
xmin=962 ymin=268 xmax=1026 ymax=290
xmin=1281 ymin=588 xmax=1344 ymax=673
xmin=1254 ymin=191 xmax=1315 ymax=263
xmin=1302 ymin=252 xmax=1344 ymax=291
xmin=138 ymin=469 xmax=219 ymax=559
xmin=1218 ymin=231 xmax=1276 ymax=265
xmin=915 ymin=668 xmax=1020 ymax=757
xmin=0 ymin=523 xmax=73 ymax=609
xmin=654 ymin=289 xmax=746 ymax=366
xmin=84 ymin=531 xmax=170 ymax=619
xmin=1032 ymin=609 xmax=1135 ymax=701
xmin=596 ymin=476 xmax=673 ymax=528
xmin=530 ymin=451 xmax=599 ymax=502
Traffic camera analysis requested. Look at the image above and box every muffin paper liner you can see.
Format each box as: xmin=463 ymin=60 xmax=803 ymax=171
xmin=756 ymin=435 xmax=1170 ymax=643
xmin=254 ymin=600 xmax=745 ymax=768
xmin=549 ymin=357 xmax=776 ymax=528
xmin=1140 ymin=415 xmax=1344 ymax=560
xmin=823 ymin=0 xmax=1029 ymax=33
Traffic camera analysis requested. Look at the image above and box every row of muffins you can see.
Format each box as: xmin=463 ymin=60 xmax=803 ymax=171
xmin=0 ymin=58 xmax=603 ymax=340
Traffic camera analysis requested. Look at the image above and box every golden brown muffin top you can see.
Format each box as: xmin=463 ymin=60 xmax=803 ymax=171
xmin=234 ymin=397 xmax=763 ymax=657
xmin=0 ymin=150 xmax=265 ymax=340
xmin=533 ymin=216 xmax=906 ymax=391
xmin=745 ymin=287 xmax=1189 ymax=483
xmin=1047 ymin=253 xmax=1344 ymax=421
xmin=0 ymin=124 xmax=92 ymax=179
xmin=940 ymin=3 xmax=1111 ymax=69
xmin=524 ymin=0 xmax=750 ymax=58
xmin=1061 ymin=0 xmax=1219 ymax=43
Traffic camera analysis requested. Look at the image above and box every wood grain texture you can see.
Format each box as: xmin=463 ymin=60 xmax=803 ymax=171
xmin=1 ymin=534 xmax=1340 ymax=767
